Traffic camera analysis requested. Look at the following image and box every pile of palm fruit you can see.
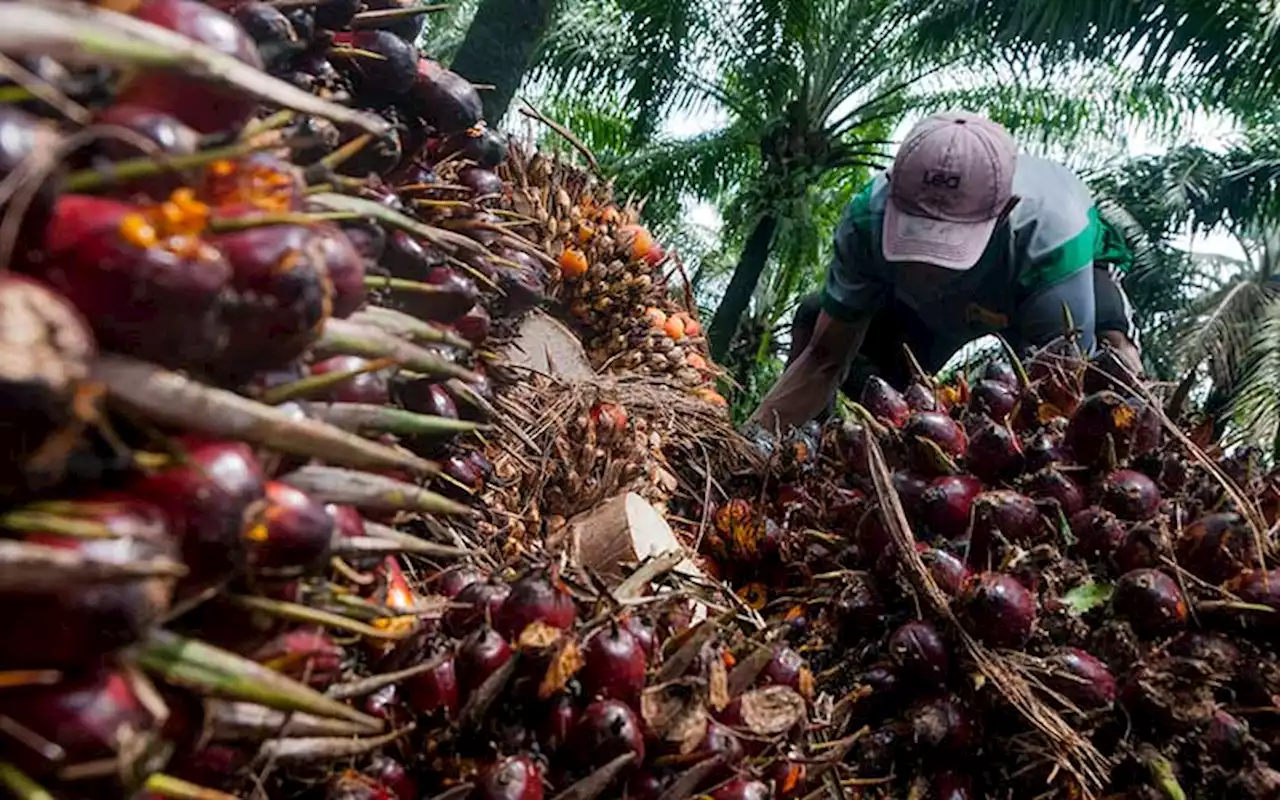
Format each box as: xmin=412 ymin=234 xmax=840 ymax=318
xmin=3 ymin=2 xmax=1280 ymax=800
xmin=693 ymin=339 xmax=1280 ymax=798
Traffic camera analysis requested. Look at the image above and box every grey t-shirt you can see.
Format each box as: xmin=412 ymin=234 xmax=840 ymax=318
xmin=820 ymin=154 xmax=1107 ymax=354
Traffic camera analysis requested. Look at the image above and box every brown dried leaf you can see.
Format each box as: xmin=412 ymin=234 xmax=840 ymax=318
xmin=708 ymin=652 xmax=729 ymax=712
xmin=641 ymin=679 xmax=709 ymax=755
xmin=538 ymin=639 xmax=584 ymax=700
xmin=797 ymin=666 xmax=815 ymax=702
xmin=518 ymin=620 xmax=564 ymax=651
xmin=734 ymin=686 xmax=806 ymax=737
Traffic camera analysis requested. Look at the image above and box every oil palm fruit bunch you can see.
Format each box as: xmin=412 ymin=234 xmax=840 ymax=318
xmin=682 ymin=339 xmax=1280 ymax=799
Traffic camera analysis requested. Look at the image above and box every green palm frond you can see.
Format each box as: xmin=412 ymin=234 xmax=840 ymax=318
xmin=1222 ymin=297 xmax=1280 ymax=449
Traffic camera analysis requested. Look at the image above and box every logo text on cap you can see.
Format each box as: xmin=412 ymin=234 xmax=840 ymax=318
xmin=922 ymin=169 xmax=961 ymax=189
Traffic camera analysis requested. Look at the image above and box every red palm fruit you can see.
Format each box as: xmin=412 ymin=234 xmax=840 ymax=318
xmin=452 ymin=304 xmax=492 ymax=345
xmin=1112 ymin=569 xmax=1188 ymax=637
xmin=767 ymin=756 xmax=809 ymax=799
xmin=621 ymin=614 xmax=658 ymax=662
xmin=1024 ymin=467 xmax=1085 ymax=515
xmin=325 ymin=504 xmax=366 ymax=540
xmin=861 ymin=376 xmax=911 ymax=428
xmin=131 ymin=437 xmax=266 ymax=590
xmin=383 ymin=230 xmax=439 ymax=279
xmin=1069 ymin=507 xmax=1126 ymax=560
xmin=909 ymin=693 xmax=978 ymax=755
xmin=443 ymin=578 xmax=511 ymax=637
xmin=903 ymin=382 xmax=939 ymax=412
xmin=443 ymin=454 xmax=485 ymax=493
xmin=1114 ymin=523 xmax=1167 ymax=573
xmin=971 ymin=379 xmax=1018 ymax=421
xmin=405 ymin=653 xmax=459 ymax=718
xmin=538 ymin=693 xmax=576 ymax=755
xmin=968 ymin=491 xmax=1045 ymax=561
xmin=0 ymin=498 xmax=175 ymax=669
xmin=960 ymin=572 xmax=1037 ymax=648
xmin=0 ymin=668 xmax=159 ymax=778
xmin=1041 ymin=648 xmax=1115 ymax=709
xmin=918 ymin=546 xmax=972 ymax=597
xmin=211 ymin=223 xmax=334 ymax=379
xmin=243 ymin=481 xmax=335 ymax=578
xmin=457 ymin=625 xmax=513 ymax=700
xmin=759 ymin=645 xmax=810 ymax=695
xmin=0 ymin=109 xmax=62 ymax=251
xmin=93 ymin=104 xmax=200 ymax=198
xmin=581 ymin=621 xmax=647 ymax=705
xmin=1177 ymin=512 xmax=1259 ymax=584
xmin=403 ymin=381 xmax=459 ymax=419
xmin=572 ymin=699 xmax=645 ymax=771
xmin=1023 ymin=429 xmax=1066 ymax=472
xmin=34 ymin=193 xmax=231 ymax=366
xmin=119 ymin=0 xmax=264 ymax=133
xmin=965 ymin=419 xmax=1023 ymax=481
xmin=695 ymin=720 xmax=744 ymax=777
xmin=314 ymin=224 xmax=366 ymax=318
xmin=919 ymin=475 xmax=983 ymax=540
xmin=201 ymin=154 xmax=305 ymax=214
xmin=894 ymin=471 xmax=931 ymax=512
xmin=855 ymin=510 xmax=893 ymax=567
xmin=889 ymin=620 xmax=950 ymax=684
xmin=0 ymin=275 xmax=96 ymax=498
xmin=904 ymin=411 xmax=968 ymax=474
xmin=1099 ymin=469 xmax=1161 ymax=521
xmin=404 ymin=59 xmax=484 ymax=134
xmin=709 ymin=780 xmax=770 ymax=800
xmin=473 ymin=755 xmax=544 ymax=800
xmin=250 ymin=628 xmax=343 ymax=687
xmin=495 ymin=570 xmax=578 ymax=640
xmin=1225 ymin=569 xmax=1280 ymax=628
xmin=309 ymin=355 xmax=391 ymax=405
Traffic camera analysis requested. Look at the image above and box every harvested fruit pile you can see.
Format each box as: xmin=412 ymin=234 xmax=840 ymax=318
xmin=696 ymin=340 xmax=1280 ymax=798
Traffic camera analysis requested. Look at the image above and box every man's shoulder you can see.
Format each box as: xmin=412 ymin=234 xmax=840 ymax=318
xmin=845 ymin=174 xmax=890 ymax=224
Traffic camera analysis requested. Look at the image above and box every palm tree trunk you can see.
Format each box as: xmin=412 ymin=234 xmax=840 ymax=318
xmin=448 ymin=0 xmax=559 ymax=124
xmin=708 ymin=215 xmax=778 ymax=361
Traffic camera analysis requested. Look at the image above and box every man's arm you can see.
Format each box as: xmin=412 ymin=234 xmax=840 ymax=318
xmin=1015 ymin=265 xmax=1097 ymax=354
xmin=749 ymin=310 xmax=869 ymax=431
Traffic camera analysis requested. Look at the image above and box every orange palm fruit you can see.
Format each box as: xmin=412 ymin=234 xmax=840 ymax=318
xmin=559 ymin=247 xmax=588 ymax=279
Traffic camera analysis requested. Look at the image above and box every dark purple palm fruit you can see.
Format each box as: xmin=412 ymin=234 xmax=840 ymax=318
xmin=1206 ymin=709 xmax=1251 ymax=765
xmin=1225 ymin=569 xmax=1280 ymax=628
xmin=1112 ymin=569 xmax=1188 ymax=637
xmin=210 ymin=222 xmax=335 ymax=379
xmin=93 ymin=104 xmax=201 ymax=197
xmin=1064 ymin=390 xmax=1149 ymax=468
xmin=456 ymin=625 xmax=513 ymax=702
xmin=894 ymin=471 xmax=931 ymax=511
xmin=1099 ymin=469 xmax=1162 ymax=521
xmin=827 ymin=420 xmax=872 ymax=476
xmin=339 ymin=220 xmax=386 ymax=267
xmin=861 ymin=376 xmax=910 ymax=428
xmin=908 ymin=692 xmax=978 ymax=755
xmin=971 ymin=379 xmax=1018 ymax=422
xmin=903 ymin=411 xmax=968 ymax=474
xmin=435 ymin=564 xmax=487 ymax=599
xmin=232 ymin=2 xmax=304 ymax=72
xmin=1176 ymin=512 xmax=1259 ymax=584
xmin=537 ymin=693 xmax=576 ymax=756
xmin=440 ymin=126 xmax=510 ymax=169
xmin=472 ymin=754 xmax=544 ymax=800
xmin=918 ymin=545 xmax=972 ymax=597
xmin=494 ymin=569 xmax=578 ymax=640
xmin=959 ymin=572 xmax=1037 ymax=648
xmin=919 ymin=475 xmax=983 ymax=540
xmin=395 ymin=379 xmax=460 ymax=419
xmin=888 ymin=620 xmax=950 ymax=685
xmin=965 ymin=418 xmax=1024 ymax=481
xmin=855 ymin=510 xmax=893 ymax=569
xmin=392 ymin=265 xmax=480 ymax=324
xmin=382 ymin=229 xmax=438 ymax=280
xmin=1040 ymin=648 xmax=1116 ymax=710
xmin=967 ymin=491 xmax=1045 ymax=563
xmin=365 ymin=755 xmax=417 ymax=800
xmin=1023 ymin=428 xmax=1066 ymax=472
xmin=580 ymin=621 xmax=647 ymax=706
xmin=443 ymin=577 xmax=510 ymax=637
xmin=1024 ymin=467 xmax=1085 ymax=515
xmin=404 ymin=653 xmax=458 ymax=719
xmin=0 ymin=109 xmax=62 ymax=253
xmin=309 ymin=355 xmax=391 ymax=405
xmin=571 ymin=699 xmax=646 ymax=772
xmin=904 ymin=381 xmax=939 ymax=412
xmin=1114 ymin=522 xmax=1168 ymax=573
xmin=361 ymin=0 xmax=428 ymax=40
xmin=342 ymin=30 xmax=419 ymax=102
xmin=312 ymin=0 xmax=361 ymax=28
xmin=932 ymin=772 xmax=974 ymax=800
xmin=981 ymin=359 xmax=1019 ymax=389
xmin=458 ymin=166 xmax=505 ymax=200
xmin=1069 ymin=507 xmax=1126 ymax=561
xmin=492 ymin=249 xmax=548 ymax=315
xmin=403 ymin=58 xmax=483 ymax=134
xmin=130 ymin=437 xmax=266 ymax=592
xmin=830 ymin=571 xmax=885 ymax=640
xmin=452 ymin=304 xmax=492 ymax=345
xmin=314 ymin=223 xmax=366 ymax=318
xmin=242 ymin=481 xmax=336 ymax=579
xmin=708 ymin=779 xmax=771 ymax=800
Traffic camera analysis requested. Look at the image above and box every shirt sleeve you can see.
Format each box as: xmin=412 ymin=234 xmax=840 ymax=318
xmin=819 ymin=191 xmax=889 ymax=323
xmin=1015 ymin=263 xmax=1097 ymax=354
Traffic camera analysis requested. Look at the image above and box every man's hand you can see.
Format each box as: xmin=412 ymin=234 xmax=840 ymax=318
xmin=738 ymin=418 xmax=779 ymax=463
xmin=748 ymin=310 xmax=868 ymax=430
